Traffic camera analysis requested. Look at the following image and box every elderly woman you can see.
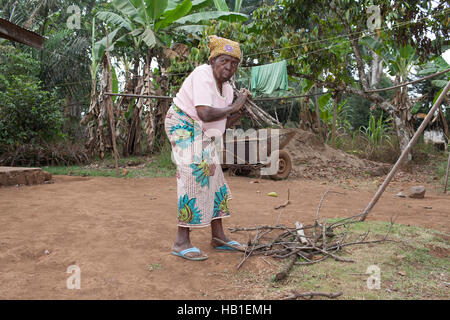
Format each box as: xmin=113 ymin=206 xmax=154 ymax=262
xmin=165 ymin=36 xmax=251 ymax=261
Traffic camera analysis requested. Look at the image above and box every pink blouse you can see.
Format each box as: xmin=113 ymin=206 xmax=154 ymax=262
xmin=173 ymin=64 xmax=233 ymax=137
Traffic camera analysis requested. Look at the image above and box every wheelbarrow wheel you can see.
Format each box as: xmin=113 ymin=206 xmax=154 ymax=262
xmin=269 ymin=150 xmax=292 ymax=180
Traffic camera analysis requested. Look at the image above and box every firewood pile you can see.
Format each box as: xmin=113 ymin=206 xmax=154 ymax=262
xmin=213 ymin=190 xmax=396 ymax=299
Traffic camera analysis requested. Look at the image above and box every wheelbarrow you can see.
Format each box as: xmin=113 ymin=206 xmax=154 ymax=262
xmin=220 ymin=129 xmax=296 ymax=180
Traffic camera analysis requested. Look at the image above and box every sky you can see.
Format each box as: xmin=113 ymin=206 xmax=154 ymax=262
xmin=443 ymin=50 xmax=450 ymax=64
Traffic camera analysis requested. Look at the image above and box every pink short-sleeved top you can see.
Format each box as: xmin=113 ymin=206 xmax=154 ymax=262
xmin=173 ymin=64 xmax=233 ymax=136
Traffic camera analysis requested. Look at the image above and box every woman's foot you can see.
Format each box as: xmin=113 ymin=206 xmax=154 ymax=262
xmin=172 ymin=242 xmax=208 ymax=260
xmin=172 ymin=226 xmax=208 ymax=260
xmin=210 ymin=219 xmax=246 ymax=251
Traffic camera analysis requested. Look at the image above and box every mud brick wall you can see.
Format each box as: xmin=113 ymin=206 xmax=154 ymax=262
xmin=0 ymin=167 xmax=52 ymax=186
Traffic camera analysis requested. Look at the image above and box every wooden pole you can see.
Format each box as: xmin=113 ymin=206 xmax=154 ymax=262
xmin=360 ymin=80 xmax=450 ymax=221
xmin=314 ymin=85 xmax=323 ymax=140
xmin=444 ymin=148 xmax=450 ymax=193
xmin=105 ymin=28 xmax=119 ymax=177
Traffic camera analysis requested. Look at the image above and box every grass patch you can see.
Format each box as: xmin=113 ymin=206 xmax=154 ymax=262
xmin=44 ymin=148 xmax=176 ymax=178
xmin=227 ymin=221 xmax=449 ymax=300
xmin=436 ymin=153 xmax=449 ymax=190
xmin=147 ymin=264 xmax=162 ymax=272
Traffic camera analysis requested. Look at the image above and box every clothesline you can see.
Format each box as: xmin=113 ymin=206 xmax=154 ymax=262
xmin=103 ymin=91 xmax=327 ymax=101
xmin=104 ymin=92 xmax=174 ymax=100
xmin=104 ymin=66 xmax=450 ymax=101
xmin=364 ymin=68 xmax=450 ymax=93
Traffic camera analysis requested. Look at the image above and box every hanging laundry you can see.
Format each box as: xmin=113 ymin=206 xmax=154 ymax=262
xmin=250 ymin=60 xmax=289 ymax=95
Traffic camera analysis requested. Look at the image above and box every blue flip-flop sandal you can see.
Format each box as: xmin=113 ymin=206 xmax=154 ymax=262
xmin=214 ymin=240 xmax=243 ymax=251
xmin=172 ymin=247 xmax=208 ymax=261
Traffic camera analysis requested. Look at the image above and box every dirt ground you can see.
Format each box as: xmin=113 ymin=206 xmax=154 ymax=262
xmin=0 ymin=172 xmax=448 ymax=300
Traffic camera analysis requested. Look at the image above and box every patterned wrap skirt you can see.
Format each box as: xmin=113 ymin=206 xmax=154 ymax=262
xmin=164 ymin=103 xmax=232 ymax=228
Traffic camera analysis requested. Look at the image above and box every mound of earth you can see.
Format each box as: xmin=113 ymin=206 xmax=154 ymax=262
xmin=281 ymin=128 xmax=391 ymax=180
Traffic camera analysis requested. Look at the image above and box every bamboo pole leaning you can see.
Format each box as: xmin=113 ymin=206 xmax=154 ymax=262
xmin=360 ymin=79 xmax=450 ymax=221
xmin=444 ymin=147 xmax=450 ymax=193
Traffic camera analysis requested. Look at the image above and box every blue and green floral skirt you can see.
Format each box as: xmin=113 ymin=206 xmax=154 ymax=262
xmin=164 ymin=103 xmax=232 ymax=228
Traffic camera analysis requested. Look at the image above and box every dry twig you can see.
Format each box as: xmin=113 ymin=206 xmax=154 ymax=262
xmin=275 ymin=189 xmax=290 ymax=210
xmin=283 ymin=291 xmax=343 ymax=300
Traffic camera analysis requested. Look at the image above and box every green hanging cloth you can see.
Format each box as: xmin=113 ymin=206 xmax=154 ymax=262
xmin=250 ymin=60 xmax=289 ymax=95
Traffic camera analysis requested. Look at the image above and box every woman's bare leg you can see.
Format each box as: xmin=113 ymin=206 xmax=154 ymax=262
xmin=172 ymin=226 xmax=207 ymax=259
xmin=210 ymin=218 xmax=246 ymax=249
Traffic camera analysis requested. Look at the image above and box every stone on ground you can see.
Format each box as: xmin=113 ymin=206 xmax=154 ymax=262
xmin=408 ymin=186 xmax=426 ymax=199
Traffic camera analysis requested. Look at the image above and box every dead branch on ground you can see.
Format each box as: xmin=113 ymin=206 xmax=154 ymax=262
xmin=283 ymin=291 xmax=343 ymax=300
xmin=226 ymin=190 xmax=396 ymax=291
xmin=275 ymin=189 xmax=290 ymax=210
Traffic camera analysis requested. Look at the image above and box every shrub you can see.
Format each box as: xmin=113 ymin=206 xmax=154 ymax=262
xmin=0 ymin=45 xmax=64 ymax=146
xmin=359 ymin=113 xmax=391 ymax=146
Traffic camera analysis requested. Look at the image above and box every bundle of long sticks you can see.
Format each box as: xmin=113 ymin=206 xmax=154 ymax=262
xmin=232 ymin=86 xmax=283 ymax=128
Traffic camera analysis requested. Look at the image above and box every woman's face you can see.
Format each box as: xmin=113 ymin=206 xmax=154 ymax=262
xmin=211 ymin=55 xmax=240 ymax=83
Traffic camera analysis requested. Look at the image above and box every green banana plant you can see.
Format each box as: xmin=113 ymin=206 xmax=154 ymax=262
xmin=417 ymin=56 xmax=450 ymax=104
xmin=317 ymin=92 xmax=350 ymax=131
xmin=362 ymin=36 xmax=418 ymax=83
xmin=95 ymin=0 xmax=247 ymax=54
xmin=212 ymin=0 xmax=243 ymax=13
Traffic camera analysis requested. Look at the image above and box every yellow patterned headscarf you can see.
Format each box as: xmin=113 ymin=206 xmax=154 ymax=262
xmin=208 ymin=35 xmax=241 ymax=62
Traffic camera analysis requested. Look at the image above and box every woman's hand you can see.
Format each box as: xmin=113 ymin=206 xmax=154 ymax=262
xmin=239 ymin=88 xmax=252 ymax=99
xmin=231 ymin=88 xmax=251 ymax=114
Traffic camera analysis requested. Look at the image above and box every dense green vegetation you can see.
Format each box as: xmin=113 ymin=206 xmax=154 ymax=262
xmin=0 ymin=46 xmax=63 ymax=146
xmin=0 ymin=0 xmax=448 ymax=170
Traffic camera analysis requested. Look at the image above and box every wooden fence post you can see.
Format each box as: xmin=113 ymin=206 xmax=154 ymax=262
xmin=360 ymin=80 xmax=450 ymax=221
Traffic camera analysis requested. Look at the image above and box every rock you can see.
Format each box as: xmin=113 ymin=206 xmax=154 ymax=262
xmin=408 ymin=186 xmax=426 ymax=199
xmin=396 ymin=192 xmax=406 ymax=198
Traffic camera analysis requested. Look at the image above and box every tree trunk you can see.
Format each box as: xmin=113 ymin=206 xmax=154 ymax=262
xmin=104 ymin=45 xmax=119 ymax=176
xmin=299 ymin=96 xmax=312 ymax=131
xmin=369 ymin=47 xmax=383 ymax=88
xmin=314 ymin=85 xmax=323 ymax=139
xmin=392 ymin=112 xmax=414 ymax=162
xmin=392 ymin=82 xmax=415 ymax=162
xmin=331 ymin=94 xmax=340 ymax=147
xmin=143 ymin=51 xmax=157 ymax=154
xmin=81 ymin=82 xmax=99 ymax=155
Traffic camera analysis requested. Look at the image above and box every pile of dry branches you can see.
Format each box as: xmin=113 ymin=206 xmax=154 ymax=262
xmin=213 ymin=190 xmax=396 ymax=299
